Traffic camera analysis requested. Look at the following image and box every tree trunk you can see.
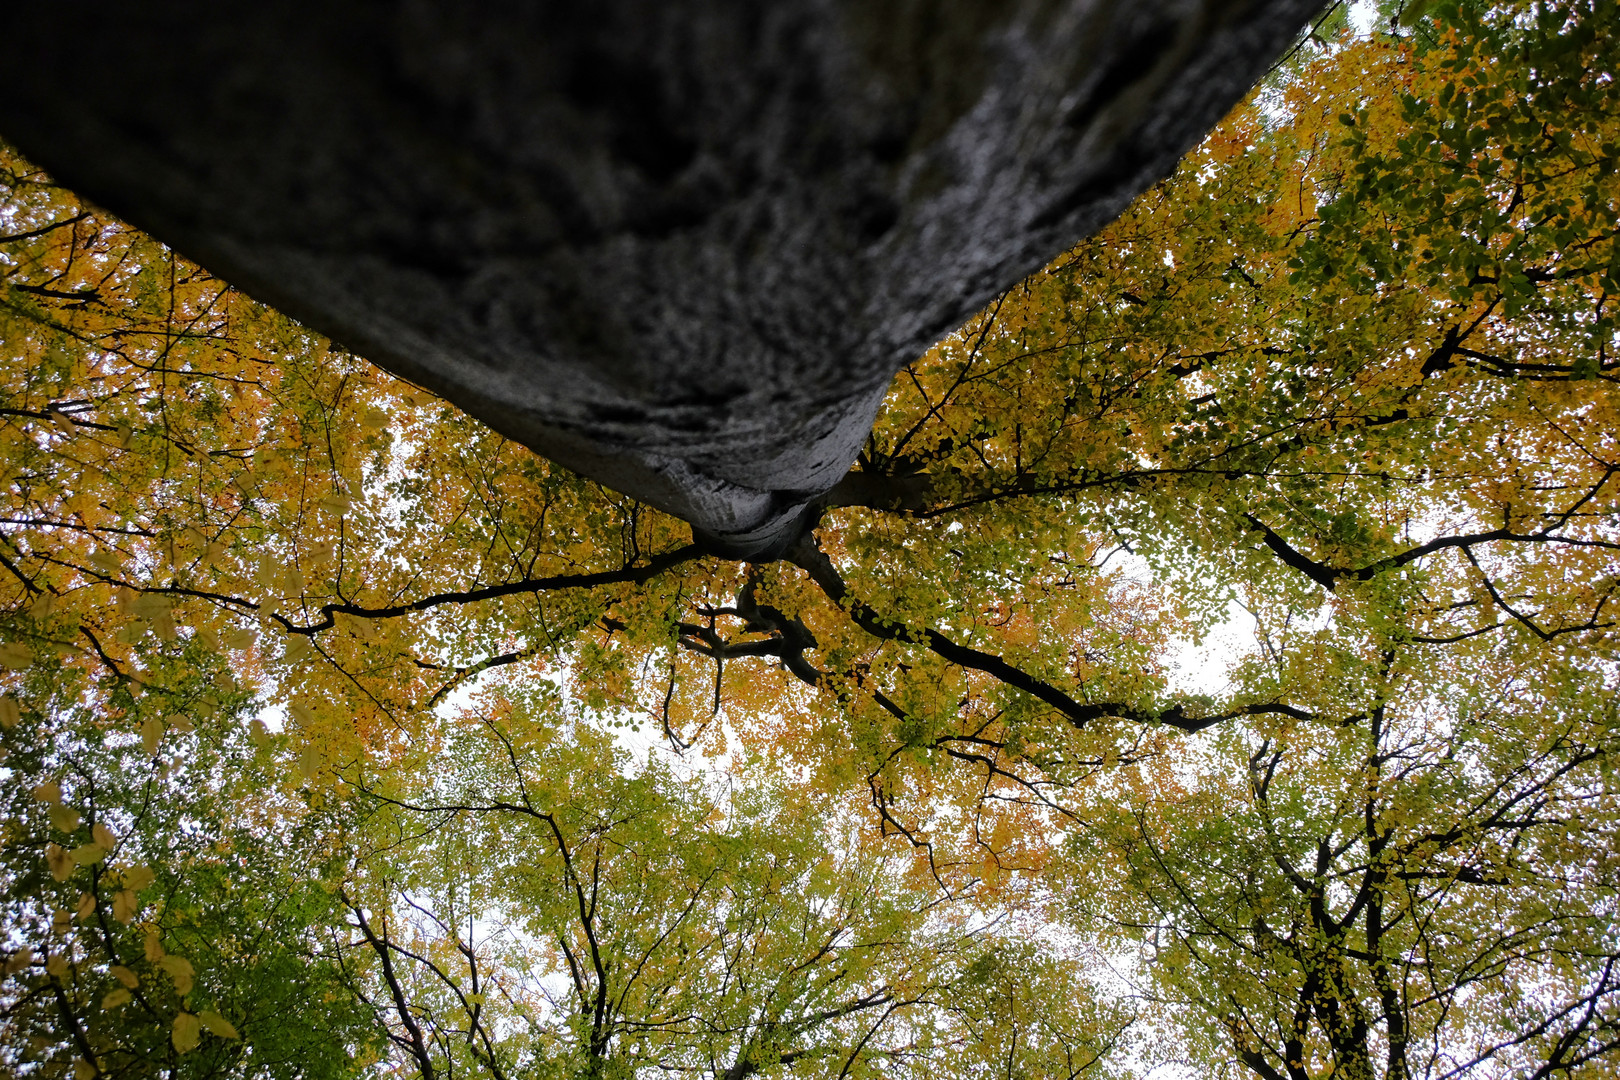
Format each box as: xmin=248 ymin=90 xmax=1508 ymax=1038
xmin=0 ymin=0 xmax=1322 ymax=557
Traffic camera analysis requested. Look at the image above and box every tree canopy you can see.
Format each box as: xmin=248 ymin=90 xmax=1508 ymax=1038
xmin=2 ymin=1 xmax=1618 ymax=1077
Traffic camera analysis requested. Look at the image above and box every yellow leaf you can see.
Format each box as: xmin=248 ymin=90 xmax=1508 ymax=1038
xmin=198 ymin=1010 xmax=239 ymax=1039
xmin=112 ymin=889 xmax=138 ymax=923
xmin=0 ymin=641 xmax=35 ymax=670
xmin=0 ymin=697 xmax=19 ymax=729
xmin=193 ymin=624 xmax=221 ymax=651
xmin=297 ymin=744 xmax=323 ymax=781
xmin=143 ymin=933 xmax=164 ymax=962
xmin=254 ymin=555 xmax=280 ymax=589
xmin=75 ymin=893 xmax=95 ymax=920
xmin=48 ymin=804 xmax=81 ymax=833
xmin=157 ymin=954 xmax=195 ymax=996
xmin=92 ymin=822 xmax=116 ymax=849
xmin=70 ymin=842 xmax=106 ymax=866
xmin=4 ymin=948 xmax=32 ymax=974
xmin=46 ymin=844 xmax=72 ymax=881
xmin=283 ymin=635 xmax=312 ymax=663
xmin=172 ymin=1012 xmax=202 ymax=1053
xmin=87 ymin=550 xmax=122 ymax=576
xmin=317 ymin=493 xmax=351 ymax=516
xmin=167 ymin=714 xmax=194 ymax=734
xmin=140 ymin=716 xmax=164 ymax=756
xmin=102 ymin=987 xmax=132 ymax=1010
xmin=27 ymin=592 xmax=56 ymax=620
xmin=109 ymin=965 xmax=139 ymax=989
xmin=74 ymin=1057 xmax=97 ymax=1080
xmin=287 ymin=700 xmax=317 ymax=727
xmin=122 ymin=865 xmax=156 ymax=891
xmin=45 ymin=953 xmax=68 ymax=979
xmin=222 ymin=626 xmax=256 ymax=650
xmin=132 ymin=593 xmax=170 ymax=620
xmin=32 ymin=780 xmax=61 ymax=803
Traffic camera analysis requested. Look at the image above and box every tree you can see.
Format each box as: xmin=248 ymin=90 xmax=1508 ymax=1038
xmin=0 ymin=644 xmax=377 ymax=1077
xmin=0 ymin=0 xmax=1324 ymax=556
xmin=0 ymin=0 xmax=1616 ymax=1075
xmin=1065 ymin=608 xmax=1620 ymax=1079
xmin=335 ymin=687 xmax=1134 ymax=1079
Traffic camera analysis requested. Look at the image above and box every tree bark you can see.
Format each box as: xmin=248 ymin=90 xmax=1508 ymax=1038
xmin=0 ymin=0 xmax=1322 ymax=557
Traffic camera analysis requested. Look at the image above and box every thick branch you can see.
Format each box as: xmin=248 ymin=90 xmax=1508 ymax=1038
xmin=342 ymin=891 xmax=438 ymax=1080
xmin=786 ymin=532 xmax=1324 ymax=734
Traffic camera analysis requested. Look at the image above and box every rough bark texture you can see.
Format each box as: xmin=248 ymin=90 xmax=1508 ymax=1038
xmin=0 ymin=0 xmax=1321 ymax=557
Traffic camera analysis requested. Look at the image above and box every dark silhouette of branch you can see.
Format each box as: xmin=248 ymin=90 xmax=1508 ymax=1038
xmin=786 ymin=532 xmax=1323 ymax=734
xmin=0 ymin=211 xmax=90 ymax=244
xmin=342 ymin=890 xmax=439 ymax=1080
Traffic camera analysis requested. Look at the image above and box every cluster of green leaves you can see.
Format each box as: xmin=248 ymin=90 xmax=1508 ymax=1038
xmin=1068 ymin=617 xmax=1620 ymax=1079
xmin=343 ymin=685 xmax=1131 ymax=1079
xmin=0 ymin=647 xmax=374 ymax=1077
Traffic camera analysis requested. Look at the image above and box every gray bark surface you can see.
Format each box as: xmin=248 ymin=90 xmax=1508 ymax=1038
xmin=0 ymin=0 xmax=1321 ymax=556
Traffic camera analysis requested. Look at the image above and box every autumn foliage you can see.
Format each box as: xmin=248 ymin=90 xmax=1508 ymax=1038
xmin=2 ymin=2 xmax=1618 ymax=1078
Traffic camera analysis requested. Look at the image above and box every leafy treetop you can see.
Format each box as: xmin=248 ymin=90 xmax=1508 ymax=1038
xmin=1 ymin=1 xmax=1617 ymax=1076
